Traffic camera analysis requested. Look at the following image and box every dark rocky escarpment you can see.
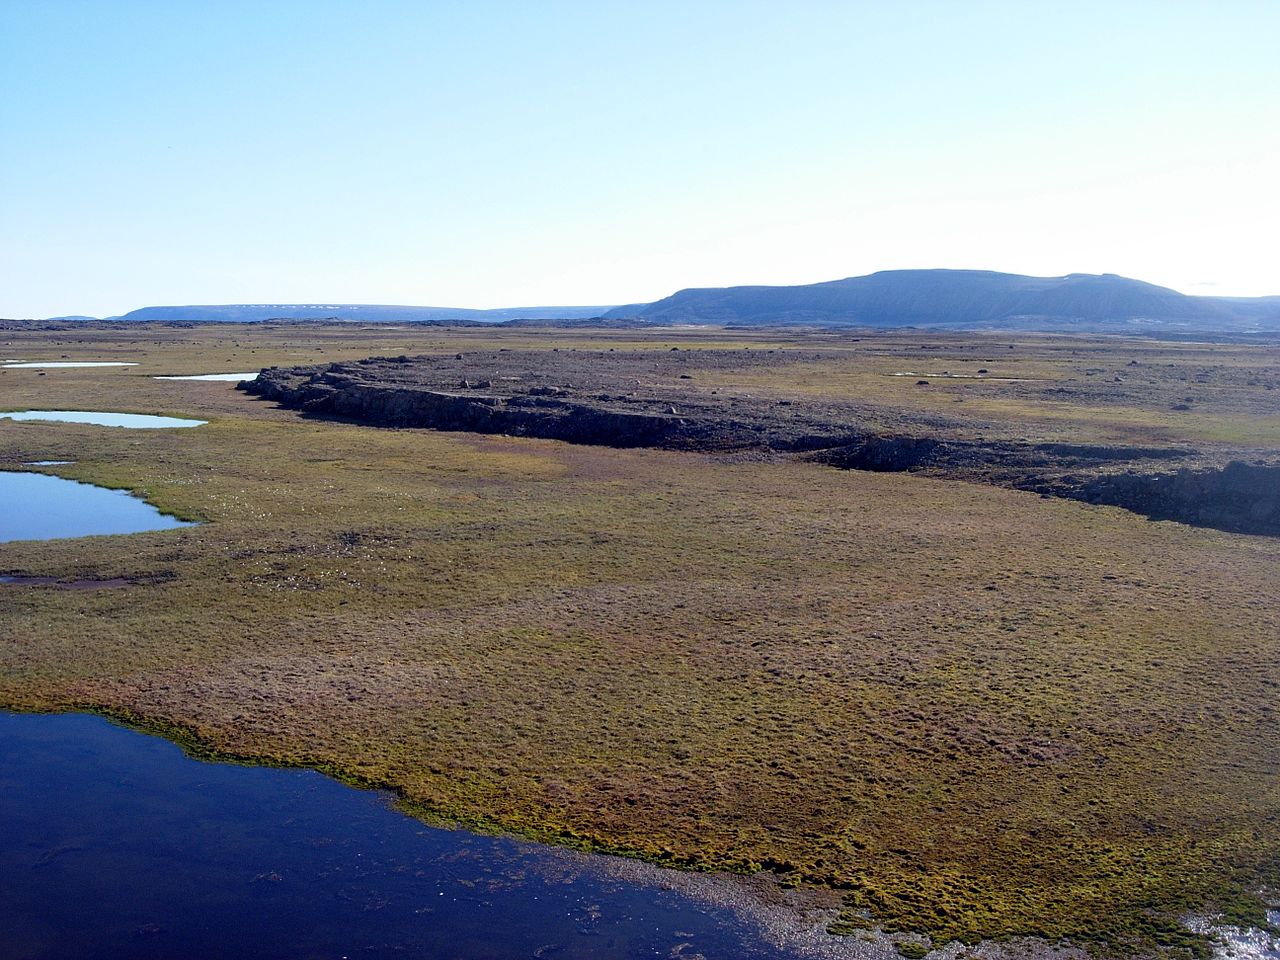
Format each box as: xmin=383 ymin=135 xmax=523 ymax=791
xmin=1045 ymin=461 xmax=1280 ymax=534
xmin=248 ymin=371 xmax=784 ymax=452
xmin=810 ymin=440 xmax=1280 ymax=536
xmin=241 ymin=350 xmax=1280 ymax=536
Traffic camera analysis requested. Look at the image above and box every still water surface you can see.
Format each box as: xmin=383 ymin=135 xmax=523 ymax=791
xmin=0 ymin=410 xmax=206 ymax=428
xmin=0 ymin=472 xmax=192 ymax=542
xmin=0 ymin=712 xmax=825 ymax=960
xmin=2 ymin=361 xmax=138 ymax=368
xmin=154 ymin=372 xmax=258 ymax=381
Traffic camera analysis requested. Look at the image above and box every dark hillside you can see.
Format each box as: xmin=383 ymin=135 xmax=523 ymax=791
xmin=606 ymin=269 xmax=1277 ymax=330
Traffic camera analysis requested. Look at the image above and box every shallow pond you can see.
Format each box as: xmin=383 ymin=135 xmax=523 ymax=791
xmin=154 ymin=372 xmax=258 ymax=381
xmin=0 ymin=712 xmax=837 ymax=960
xmin=0 ymin=472 xmax=193 ymax=542
xmin=2 ymin=361 xmax=138 ymax=368
xmin=0 ymin=410 xmax=206 ymax=428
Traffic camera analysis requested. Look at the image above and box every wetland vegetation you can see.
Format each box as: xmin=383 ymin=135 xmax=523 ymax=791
xmin=1 ymin=321 xmax=1277 ymax=958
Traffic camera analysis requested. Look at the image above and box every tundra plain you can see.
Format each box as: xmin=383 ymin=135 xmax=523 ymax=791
xmin=1 ymin=322 xmax=1277 ymax=957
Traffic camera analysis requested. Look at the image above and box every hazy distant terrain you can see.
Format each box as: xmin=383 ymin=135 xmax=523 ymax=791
xmin=605 ymin=269 xmax=1280 ymax=331
xmin=74 ymin=270 xmax=1280 ymax=333
xmin=112 ymin=303 xmax=616 ymax=324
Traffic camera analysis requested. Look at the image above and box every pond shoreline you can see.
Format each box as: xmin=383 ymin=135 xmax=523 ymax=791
xmin=15 ymin=703 xmax=1267 ymax=960
xmin=0 ymin=470 xmax=197 ymax=543
xmin=0 ymin=707 xmax=900 ymax=960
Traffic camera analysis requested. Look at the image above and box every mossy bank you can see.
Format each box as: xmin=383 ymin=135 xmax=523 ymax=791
xmin=2 ymin=322 xmax=1278 ymax=957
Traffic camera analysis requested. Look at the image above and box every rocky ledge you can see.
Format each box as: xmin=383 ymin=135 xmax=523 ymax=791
xmin=240 ymin=350 xmax=1280 ymax=536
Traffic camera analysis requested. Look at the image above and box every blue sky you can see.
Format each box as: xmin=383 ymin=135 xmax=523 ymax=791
xmin=2 ymin=0 xmax=1277 ymax=317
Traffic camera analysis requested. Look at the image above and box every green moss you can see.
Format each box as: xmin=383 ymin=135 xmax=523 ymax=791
xmin=2 ymin=323 xmax=1278 ymax=957
xmin=826 ymin=917 xmax=869 ymax=937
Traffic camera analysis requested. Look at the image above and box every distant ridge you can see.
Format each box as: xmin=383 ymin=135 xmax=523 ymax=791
xmin=48 ymin=271 xmax=1280 ymax=332
xmin=604 ymin=269 xmax=1280 ymax=331
xmin=114 ymin=303 xmax=614 ymax=324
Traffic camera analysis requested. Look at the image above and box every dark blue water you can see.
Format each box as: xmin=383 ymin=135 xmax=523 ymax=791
xmin=0 ymin=472 xmax=193 ymax=543
xmin=0 ymin=713 xmax=824 ymax=960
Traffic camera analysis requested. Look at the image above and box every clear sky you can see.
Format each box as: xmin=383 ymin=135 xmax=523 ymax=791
xmin=2 ymin=0 xmax=1277 ymax=318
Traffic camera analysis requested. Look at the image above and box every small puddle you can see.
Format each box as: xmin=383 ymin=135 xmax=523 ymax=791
xmin=0 ymin=472 xmax=194 ymax=543
xmin=0 ymin=712 xmax=849 ymax=959
xmin=21 ymin=460 xmax=75 ymax=466
xmin=888 ymin=372 xmax=1040 ymax=382
xmin=154 ymin=372 xmax=258 ymax=382
xmin=0 ymin=411 xmax=206 ymax=428
xmin=2 ymin=361 xmax=138 ymax=368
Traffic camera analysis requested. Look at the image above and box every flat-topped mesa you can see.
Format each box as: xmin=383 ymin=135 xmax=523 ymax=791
xmin=239 ymin=350 xmax=1280 ymax=536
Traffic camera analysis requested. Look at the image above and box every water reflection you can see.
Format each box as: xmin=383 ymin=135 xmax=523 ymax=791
xmin=0 ymin=472 xmax=193 ymax=542
xmin=2 ymin=362 xmax=138 ymax=368
xmin=0 ymin=411 xmax=205 ymax=428
xmin=154 ymin=373 xmax=258 ymax=382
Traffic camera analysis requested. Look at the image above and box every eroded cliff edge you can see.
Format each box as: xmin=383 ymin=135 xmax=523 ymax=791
xmin=240 ymin=349 xmax=1280 ymax=536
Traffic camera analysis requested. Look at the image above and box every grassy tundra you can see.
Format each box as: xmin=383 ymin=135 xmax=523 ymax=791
xmin=2 ymin=322 xmax=1278 ymax=956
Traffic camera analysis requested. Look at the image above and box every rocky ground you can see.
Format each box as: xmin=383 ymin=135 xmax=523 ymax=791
xmin=243 ymin=346 xmax=1280 ymax=535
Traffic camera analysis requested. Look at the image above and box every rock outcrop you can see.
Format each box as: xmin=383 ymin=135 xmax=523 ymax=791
xmin=240 ymin=351 xmax=1280 ymax=536
xmin=1039 ymin=461 xmax=1280 ymax=536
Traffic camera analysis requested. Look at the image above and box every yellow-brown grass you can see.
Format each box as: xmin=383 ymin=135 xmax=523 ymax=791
xmin=2 ymin=323 xmax=1277 ymax=955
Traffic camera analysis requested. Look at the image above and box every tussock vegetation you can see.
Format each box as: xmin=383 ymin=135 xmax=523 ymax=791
xmin=2 ymin=323 xmax=1278 ymax=956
